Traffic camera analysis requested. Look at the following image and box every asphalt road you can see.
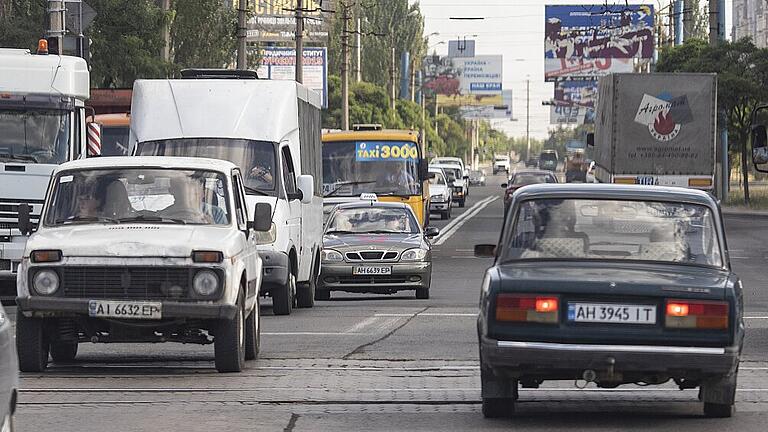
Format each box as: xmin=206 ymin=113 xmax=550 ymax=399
xmin=11 ymin=167 xmax=768 ymax=431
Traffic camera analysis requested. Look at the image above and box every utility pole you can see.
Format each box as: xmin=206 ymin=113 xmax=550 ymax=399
xmin=525 ymin=79 xmax=530 ymax=161
xmin=708 ymin=0 xmax=719 ymax=45
xmin=162 ymin=0 xmax=171 ymax=62
xmin=295 ymin=0 xmax=304 ymax=83
xmin=341 ymin=2 xmax=350 ymax=130
xmin=354 ymin=3 xmax=362 ymax=82
xmin=48 ymin=0 xmax=65 ymax=54
xmin=683 ymin=0 xmax=693 ymax=41
xmin=390 ymin=47 xmax=396 ymax=110
xmin=236 ymin=0 xmax=247 ymax=69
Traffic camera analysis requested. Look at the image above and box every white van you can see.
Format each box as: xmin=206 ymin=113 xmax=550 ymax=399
xmin=128 ymin=70 xmax=323 ymax=315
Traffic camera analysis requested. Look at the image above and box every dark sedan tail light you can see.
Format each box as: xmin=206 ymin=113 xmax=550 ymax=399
xmin=495 ymin=294 xmax=559 ymax=324
xmin=665 ymin=300 xmax=729 ymax=330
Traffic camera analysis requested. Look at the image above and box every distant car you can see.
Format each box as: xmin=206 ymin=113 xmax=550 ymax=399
xmin=0 ymin=304 xmax=17 ymax=431
xmin=524 ymin=157 xmax=539 ymax=168
xmin=318 ymin=200 xmax=439 ymax=300
xmin=469 ymin=169 xmax=486 ymax=187
xmin=586 ymin=160 xmax=596 ymax=183
xmin=475 ymin=184 xmax=743 ymax=419
xmin=15 ymin=157 xmax=271 ymax=373
xmin=493 ymin=156 xmax=511 ymax=174
xmin=432 ymin=164 xmax=467 ymax=207
xmin=428 ymin=167 xmax=452 ymax=219
xmin=501 ymin=170 xmax=558 ymax=212
xmin=538 ymin=150 xmax=558 ymax=172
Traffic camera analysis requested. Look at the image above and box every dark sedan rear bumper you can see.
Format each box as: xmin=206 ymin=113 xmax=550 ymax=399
xmin=480 ymin=335 xmax=740 ymax=378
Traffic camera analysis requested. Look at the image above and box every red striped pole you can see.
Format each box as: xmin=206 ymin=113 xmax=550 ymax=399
xmin=87 ymin=122 xmax=101 ymax=156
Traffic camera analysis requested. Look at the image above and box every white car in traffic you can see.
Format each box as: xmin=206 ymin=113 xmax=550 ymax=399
xmin=428 ymin=167 xmax=452 ymax=219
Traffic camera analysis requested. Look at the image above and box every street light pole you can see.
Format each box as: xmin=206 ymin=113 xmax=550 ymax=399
xmin=526 ymin=79 xmax=530 ymax=161
xmin=341 ymin=2 xmax=350 ymax=130
xmin=295 ymin=0 xmax=304 ymax=83
xmin=236 ymin=0 xmax=247 ymax=69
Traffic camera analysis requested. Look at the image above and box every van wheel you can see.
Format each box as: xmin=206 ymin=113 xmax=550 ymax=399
xmin=244 ymin=299 xmax=260 ymax=360
xmin=296 ymin=262 xmax=317 ymax=309
xmin=215 ymin=292 xmax=246 ymax=373
xmin=16 ymin=314 xmax=49 ymax=372
xmin=50 ymin=342 xmax=78 ymax=363
xmin=272 ymin=273 xmax=294 ymax=316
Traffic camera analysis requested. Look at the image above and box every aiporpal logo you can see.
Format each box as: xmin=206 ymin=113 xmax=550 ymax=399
xmin=633 ymin=92 xmax=693 ymax=142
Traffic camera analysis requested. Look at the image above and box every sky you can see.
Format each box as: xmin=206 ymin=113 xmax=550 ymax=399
xmin=417 ymin=0 xmax=733 ymax=140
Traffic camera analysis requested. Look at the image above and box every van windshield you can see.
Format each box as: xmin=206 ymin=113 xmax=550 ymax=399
xmin=136 ymin=138 xmax=276 ymax=194
xmin=0 ymin=109 xmax=70 ymax=164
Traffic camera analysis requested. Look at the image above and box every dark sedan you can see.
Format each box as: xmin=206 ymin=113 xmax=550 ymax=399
xmin=318 ymin=201 xmax=439 ymax=300
xmin=475 ymin=184 xmax=743 ymax=419
xmin=502 ymin=170 xmax=558 ymax=211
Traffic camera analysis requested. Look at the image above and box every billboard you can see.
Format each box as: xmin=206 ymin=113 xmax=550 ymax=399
xmin=425 ymin=55 xmax=503 ymax=107
xmin=460 ymin=90 xmax=513 ymax=119
xmin=257 ymin=47 xmax=328 ymax=108
xmin=448 ymin=39 xmax=476 ymax=58
xmin=544 ymin=4 xmax=654 ymax=81
xmin=550 ymin=80 xmax=598 ymax=125
xmin=245 ymin=0 xmax=332 ymax=43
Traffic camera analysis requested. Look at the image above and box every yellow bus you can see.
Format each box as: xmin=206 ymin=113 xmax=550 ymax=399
xmin=322 ymin=125 xmax=430 ymax=225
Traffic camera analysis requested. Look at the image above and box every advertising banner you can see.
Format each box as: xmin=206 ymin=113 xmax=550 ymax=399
xmin=425 ymin=55 xmax=503 ymax=107
xmin=245 ymin=0 xmax=332 ymax=43
xmin=257 ymin=47 xmax=328 ymax=108
xmin=550 ymin=80 xmax=597 ymax=125
xmin=460 ymin=90 xmax=513 ymax=119
xmin=544 ymin=4 xmax=654 ymax=81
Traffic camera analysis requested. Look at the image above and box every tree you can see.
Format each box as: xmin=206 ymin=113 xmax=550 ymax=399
xmin=87 ymin=0 xmax=169 ymax=88
xmin=657 ymin=38 xmax=768 ymax=202
xmin=0 ymin=0 xmax=47 ymax=51
xmin=170 ymin=0 xmax=238 ymax=71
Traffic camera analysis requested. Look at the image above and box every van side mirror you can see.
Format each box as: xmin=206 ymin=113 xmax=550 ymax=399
xmin=474 ymin=244 xmax=496 ymax=258
xmin=424 ymin=226 xmax=439 ymax=238
xmin=18 ymin=203 xmax=32 ymax=236
xmin=752 ymin=125 xmax=768 ymax=167
xmin=586 ymin=133 xmax=595 ymax=147
xmin=297 ymin=174 xmax=314 ymax=204
xmin=251 ymin=203 xmax=272 ymax=232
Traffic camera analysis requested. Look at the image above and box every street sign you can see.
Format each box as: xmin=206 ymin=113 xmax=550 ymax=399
xmin=65 ymin=1 xmax=97 ymax=34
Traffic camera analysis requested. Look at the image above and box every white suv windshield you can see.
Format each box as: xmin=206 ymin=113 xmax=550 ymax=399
xmin=45 ymin=168 xmax=231 ymax=226
xmin=503 ymin=199 xmax=723 ymax=268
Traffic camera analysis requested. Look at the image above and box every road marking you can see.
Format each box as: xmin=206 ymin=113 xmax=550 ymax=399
xmin=18 ymin=387 xmax=768 ymax=393
xmin=374 ymin=313 xmax=477 ymax=317
xmin=344 ymin=317 xmax=380 ymax=334
xmin=433 ymin=195 xmax=495 ymax=241
xmin=744 ymin=316 xmax=768 ymax=319
xmin=433 ymin=196 xmax=499 ymax=246
xmin=454 ymin=249 xmax=475 ymax=252
xmin=262 ymin=332 xmax=362 ymax=336
xmin=449 ymin=256 xmax=480 ymax=259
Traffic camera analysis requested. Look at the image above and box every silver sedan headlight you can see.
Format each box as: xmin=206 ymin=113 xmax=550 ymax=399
xmin=193 ymin=270 xmax=220 ymax=296
xmin=33 ymin=269 xmax=60 ymax=295
xmin=400 ymin=248 xmax=428 ymax=261
xmin=321 ymin=249 xmax=344 ymax=262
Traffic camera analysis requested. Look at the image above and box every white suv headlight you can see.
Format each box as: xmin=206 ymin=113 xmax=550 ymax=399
xmin=193 ymin=270 xmax=220 ymax=296
xmin=33 ymin=269 xmax=60 ymax=295
xmin=322 ymin=249 xmax=344 ymax=262
xmin=430 ymin=194 xmax=444 ymax=202
xmin=400 ymin=248 xmax=427 ymax=261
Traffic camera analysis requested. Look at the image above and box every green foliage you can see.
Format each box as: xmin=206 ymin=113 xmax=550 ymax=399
xmin=88 ymin=0 xmax=169 ymax=88
xmin=170 ymin=0 xmax=237 ymax=71
xmin=0 ymin=0 xmax=47 ymax=51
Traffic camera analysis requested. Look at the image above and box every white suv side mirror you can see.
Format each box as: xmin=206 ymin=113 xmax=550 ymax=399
xmin=297 ymin=174 xmax=314 ymax=204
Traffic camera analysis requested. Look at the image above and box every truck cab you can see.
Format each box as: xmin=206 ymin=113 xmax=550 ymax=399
xmin=0 ymin=44 xmax=89 ymax=300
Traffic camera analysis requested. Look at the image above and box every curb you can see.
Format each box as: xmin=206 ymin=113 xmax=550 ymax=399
xmin=722 ymin=208 xmax=768 ymax=218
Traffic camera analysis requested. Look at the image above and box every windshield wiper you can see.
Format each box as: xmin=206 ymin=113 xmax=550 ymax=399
xmin=117 ymin=215 xmax=187 ymax=224
xmin=243 ymin=186 xmax=270 ymax=196
xmin=55 ymin=216 xmax=119 ymax=225
xmin=325 ymin=230 xmax=357 ymax=235
xmin=363 ymin=229 xmax=404 ymax=234
xmin=324 ymin=181 xmax=377 ymax=197
xmin=0 ymin=154 xmax=38 ymax=163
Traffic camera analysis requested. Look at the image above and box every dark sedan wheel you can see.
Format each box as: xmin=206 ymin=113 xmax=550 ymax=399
xmin=482 ymin=397 xmax=515 ymax=418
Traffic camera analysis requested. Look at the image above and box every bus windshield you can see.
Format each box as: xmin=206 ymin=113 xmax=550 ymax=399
xmin=136 ymin=138 xmax=277 ymax=194
xmin=0 ymin=109 xmax=70 ymax=164
xmin=322 ymin=140 xmax=422 ymax=197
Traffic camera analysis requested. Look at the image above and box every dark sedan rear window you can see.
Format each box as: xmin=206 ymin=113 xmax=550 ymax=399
xmin=501 ymin=199 xmax=723 ymax=268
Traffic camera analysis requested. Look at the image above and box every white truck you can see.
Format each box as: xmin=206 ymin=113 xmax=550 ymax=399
xmin=129 ymin=70 xmax=323 ymax=315
xmin=493 ymin=155 xmax=511 ymax=174
xmin=588 ymin=73 xmax=717 ymax=190
xmin=0 ymin=44 xmax=89 ymax=301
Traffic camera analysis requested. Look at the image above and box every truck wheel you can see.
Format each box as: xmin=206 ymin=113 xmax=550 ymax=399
xmin=272 ymin=273 xmax=294 ymax=316
xmin=482 ymin=397 xmax=515 ymax=418
xmin=244 ymin=300 xmax=260 ymax=361
xmin=214 ymin=293 xmax=246 ymax=373
xmin=296 ymin=261 xmax=317 ymax=309
xmin=50 ymin=342 xmax=78 ymax=363
xmin=16 ymin=314 xmax=49 ymax=372
xmin=315 ymin=289 xmax=330 ymax=301
xmin=415 ymin=287 xmax=429 ymax=299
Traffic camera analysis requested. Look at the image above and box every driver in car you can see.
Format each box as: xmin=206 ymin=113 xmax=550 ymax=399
xmin=163 ymin=177 xmax=227 ymax=224
xmin=248 ymin=163 xmax=274 ymax=190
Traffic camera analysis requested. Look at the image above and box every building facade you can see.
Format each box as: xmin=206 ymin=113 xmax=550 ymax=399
xmin=734 ymin=0 xmax=768 ymax=48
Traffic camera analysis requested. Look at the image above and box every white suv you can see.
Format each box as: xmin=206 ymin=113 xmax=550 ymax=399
xmin=493 ymin=155 xmax=511 ymax=174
